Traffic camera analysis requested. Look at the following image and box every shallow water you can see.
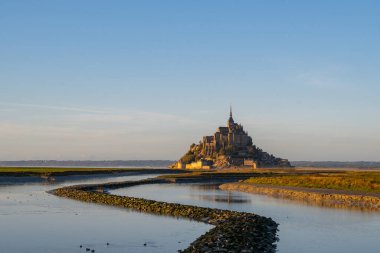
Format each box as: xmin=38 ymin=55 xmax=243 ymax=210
xmin=0 ymin=175 xmax=211 ymax=253
xmin=111 ymin=183 xmax=380 ymax=253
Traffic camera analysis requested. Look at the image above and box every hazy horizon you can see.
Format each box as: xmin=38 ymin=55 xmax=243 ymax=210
xmin=1 ymin=159 xmax=380 ymax=163
xmin=1 ymin=1 xmax=380 ymax=161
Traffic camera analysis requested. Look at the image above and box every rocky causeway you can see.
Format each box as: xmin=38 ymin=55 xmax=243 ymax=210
xmin=51 ymin=177 xmax=279 ymax=253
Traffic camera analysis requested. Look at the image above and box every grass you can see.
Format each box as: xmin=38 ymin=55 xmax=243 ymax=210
xmin=244 ymin=171 xmax=380 ymax=193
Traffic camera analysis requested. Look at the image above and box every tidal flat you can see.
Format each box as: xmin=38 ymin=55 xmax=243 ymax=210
xmin=52 ymin=177 xmax=279 ymax=253
xmin=111 ymin=181 xmax=380 ymax=253
xmin=1 ymin=168 xmax=379 ymax=253
xmin=0 ymin=173 xmax=211 ymax=253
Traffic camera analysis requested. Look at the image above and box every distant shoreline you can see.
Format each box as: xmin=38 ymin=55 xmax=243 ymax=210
xmin=291 ymin=161 xmax=380 ymax=168
xmin=1 ymin=160 xmax=380 ymax=168
xmin=0 ymin=166 xmax=169 ymax=169
xmin=1 ymin=166 xmax=379 ymax=177
xmin=0 ymin=168 xmax=182 ymax=184
xmin=0 ymin=160 xmax=175 ymax=168
xmin=293 ymin=167 xmax=380 ymax=171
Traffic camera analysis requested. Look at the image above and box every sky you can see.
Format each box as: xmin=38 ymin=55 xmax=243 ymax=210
xmin=0 ymin=0 xmax=380 ymax=161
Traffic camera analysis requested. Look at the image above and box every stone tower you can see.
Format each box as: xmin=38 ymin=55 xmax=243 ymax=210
xmin=227 ymin=106 xmax=235 ymax=130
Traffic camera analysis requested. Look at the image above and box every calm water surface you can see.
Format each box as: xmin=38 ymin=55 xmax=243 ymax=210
xmin=111 ymin=183 xmax=380 ymax=253
xmin=0 ymin=174 xmax=211 ymax=253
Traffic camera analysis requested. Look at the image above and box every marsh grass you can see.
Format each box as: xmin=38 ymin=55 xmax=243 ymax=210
xmin=244 ymin=172 xmax=380 ymax=193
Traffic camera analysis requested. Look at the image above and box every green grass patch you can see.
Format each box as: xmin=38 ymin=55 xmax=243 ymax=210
xmin=244 ymin=172 xmax=380 ymax=193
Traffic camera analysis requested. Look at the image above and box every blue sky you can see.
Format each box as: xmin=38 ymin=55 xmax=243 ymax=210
xmin=1 ymin=1 xmax=379 ymax=161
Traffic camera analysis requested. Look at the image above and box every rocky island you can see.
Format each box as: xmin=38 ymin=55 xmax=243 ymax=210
xmin=172 ymin=108 xmax=291 ymax=169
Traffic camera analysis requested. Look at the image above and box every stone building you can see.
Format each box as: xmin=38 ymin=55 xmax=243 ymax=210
xmin=202 ymin=107 xmax=252 ymax=157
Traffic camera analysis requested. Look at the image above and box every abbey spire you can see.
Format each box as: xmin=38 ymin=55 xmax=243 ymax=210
xmin=228 ymin=106 xmax=235 ymax=129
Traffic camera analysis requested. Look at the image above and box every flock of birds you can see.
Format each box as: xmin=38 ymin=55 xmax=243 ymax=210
xmin=79 ymin=242 xmax=149 ymax=252
xmin=79 ymin=242 xmax=111 ymax=252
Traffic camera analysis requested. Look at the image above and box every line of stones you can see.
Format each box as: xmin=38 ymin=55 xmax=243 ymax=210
xmin=51 ymin=178 xmax=279 ymax=253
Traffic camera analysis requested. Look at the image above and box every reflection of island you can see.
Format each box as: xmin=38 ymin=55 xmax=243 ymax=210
xmin=173 ymin=107 xmax=291 ymax=169
xmin=189 ymin=183 xmax=251 ymax=204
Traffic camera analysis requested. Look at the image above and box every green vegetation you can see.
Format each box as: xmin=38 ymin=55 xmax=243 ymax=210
xmin=181 ymin=153 xmax=196 ymax=164
xmin=244 ymin=172 xmax=380 ymax=193
xmin=180 ymin=144 xmax=204 ymax=164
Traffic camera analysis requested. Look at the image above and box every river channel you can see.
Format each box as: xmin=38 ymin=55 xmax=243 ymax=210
xmin=110 ymin=182 xmax=380 ymax=253
xmin=0 ymin=173 xmax=211 ymax=253
xmin=1 ymin=173 xmax=379 ymax=253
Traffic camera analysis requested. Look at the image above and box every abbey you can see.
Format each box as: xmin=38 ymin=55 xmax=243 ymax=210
xmin=203 ymin=108 xmax=252 ymax=157
xmin=173 ymin=108 xmax=291 ymax=169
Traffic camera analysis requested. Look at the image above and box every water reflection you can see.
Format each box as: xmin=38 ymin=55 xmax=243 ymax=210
xmin=0 ymin=175 xmax=211 ymax=253
xmin=111 ymin=183 xmax=380 ymax=253
xmin=184 ymin=184 xmax=251 ymax=204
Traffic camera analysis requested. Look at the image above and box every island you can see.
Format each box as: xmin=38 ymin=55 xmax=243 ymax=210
xmin=172 ymin=108 xmax=291 ymax=169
